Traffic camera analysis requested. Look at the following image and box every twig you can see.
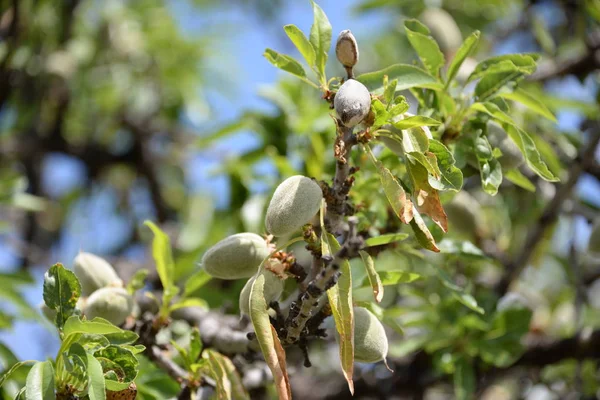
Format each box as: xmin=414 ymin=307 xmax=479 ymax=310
xmin=282 ymin=218 xmax=362 ymax=345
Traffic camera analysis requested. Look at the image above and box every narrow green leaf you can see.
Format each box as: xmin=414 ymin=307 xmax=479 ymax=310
xmin=409 ymin=210 xmax=440 ymax=252
xmin=263 ymin=48 xmax=307 ymax=79
xmin=468 ymin=53 xmax=539 ymax=82
xmin=284 ymin=25 xmax=316 ymax=67
xmin=383 ymin=79 xmax=397 ymax=107
xmin=453 ymin=292 xmax=485 ymax=314
xmin=472 ymin=102 xmax=559 ymax=182
xmin=144 ymin=221 xmax=178 ymax=309
xmin=43 ymin=263 xmax=81 ymax=330
xmin=63 ymin=316 xmax=123 ymax=337
xmin=126 ymin=269 xmax=148 ymax=295
xmin=86 ymin=354 xmax=106 ymax=400
xmin=309 ymin=0 xmax=332 ymax=81
xmin=428 ymin=140 xmax=463 ymax=191
xmin=183 ymin=269 xmax=212 ymax=298
xmin=249 ymin=273 xmax=291 ymax=400
xmin=325 ymin=233 xmax=354 ymax=394
xmin=474 ymin=136 xmax=503 ymax=195
xmin=357 ymin=64 xmax=442 ymax=93
xmin=454 ymin=358 xmax=475 ymax=400
xmin=364 ymin=233 xmax=409 ymax=247
xmin=25 ymin=361 xmax=54 ymax=400
xmin=169 ymin=298 xmax=209 ymax=313
xmin=361 ymin=271 xmax=420 ymax=287
xmin=504 ymin=168 xmax=536 ymax=192
xmin=375 ymin=161 xmax=411 ymax=224
xmin=0 ymin=361 xmax=35 ymax=388
xmin=401 ymin=126 xmax=430 ymax=154
xmin=393 ymin=116 xmax=441 ymax=130
xmin=405 ymin=20 xmax=445 ymax=77
xmin=446 ymin=30 xmax=480 ymax=85
xmin=358 ymin=250 xmax=383 ymax=303
xmin=498 ymin=88 xmax=557 ymax=122
xmin=205 ymin=350 xmax=250 ymax=400
xmin=474 ymin=69 xmax=526 ymax=101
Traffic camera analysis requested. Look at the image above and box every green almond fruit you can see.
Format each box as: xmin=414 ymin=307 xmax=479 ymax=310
xmin=239 ymin=271 xmax=284 ymax=317
xmin=202 ymin=233 xmax=270 ymax=280
xmin=334 ymin=79 xmax=371 ymax=128
xmin=73 ymin=252 xmax=122 ymax=296
xmin=265 ymin=175 xmax=323 ymax=237
xmin=84 ymin=287 xmax=133 ymax=326
xmin=351 ymin=307 xmax=389 ymax=363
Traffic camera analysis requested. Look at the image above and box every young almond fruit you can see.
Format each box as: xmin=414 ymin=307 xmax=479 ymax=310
xmin=84 ymin=287 xmax=133 ymax=326
xmin=265 ymin=175 xmax=323 ymax=236
xmin=239 ymin=271 xmax=284 ymax=317
xmin=334 ymin=79 xmax=371 ymax=128
xmin=352 ymin=307 xmax=389 ymax=363
xmin=202 ymin=233 xmax=270 ymax=279
xmin=73 ymin=252 xmax=123 ymax=296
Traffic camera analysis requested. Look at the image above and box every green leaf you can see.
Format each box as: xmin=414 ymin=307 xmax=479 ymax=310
xmin=357 ymin=64 xmax=442 ymax=93
xmin=370 ymin=155 xmax=411 ymax=224
xmin=63 ymin=316 xmax=123 ymax=337
xmin=453 ymin=292 xmax=484 ymax=314
xmin=409 ymin=209 xmax=440 ymax=252
xmin=309 ymin=0 xmax=332 ymax=82
xmin=183 ymin=269 xmax=212 ymax=298
xmin=25 ymin=361 xmax=54 ymax=400
xmin=446 ymin=31 xmax=480 ymax=85
xmin=126 ymin=269 xmax=148 ymax=295
xmin=263 ymin=48 xmax=307 ymax=79
xmin=325 ymin=233 xmax=354 ymax=394
xmin=474 ymin=69 xmax=526 ymax=101
xmin=472 ymin=102 xmax=559 ymax=182
xmin=498 ymin=88 xmax=557 ymax=122
xmin=393 ymin=116 xmax=441 ymax=130
xmin=468 ymin=53 xmax=539 ymax=82
xmin=504 ymin=168 xmax=536 ymax=192
xmin=86 ymin=353 xmax=106 ymax=400
xmin=94 ymin=346 xmax=138 ymax=392
xmin=168 ymin=298 xmax=209 ymax=313
xmin=454 ymin=358 xmax=475 ymax=400
xmin=362 ymin=271 xmax=421 ymax=287
xmin=364 ymin=233 xmax=409 ymax=247
xmin=474 ymin=136 xmax=503 ymax=195
xmin=189 ymin=329 xmax=203 ymax=366
xmin=358 ymin=250 xmax=383 ymax=303
xmin=428 ymin=140 xmax=463 ymax=191
xmin=0 ymin=361 xmax=36 ymax=388
xmin=404 ymin=20 xmax=445 ymax=77
xmin=103 ymin=331 xmax=140 ymax=346
xmin=205 ymin=350 xmax=250 ymax=400
xmin=284 ymin=25 xmax=315 ymax=68
xmin=43 ymin=263 xmax=81 ymax=330
xmin=249 ymin=273 xmax=291 ymax=400
xmin=144 ymin=221 xmax=178 ymax=311
xmin=383 ymin=79 xmax=397 ymax=107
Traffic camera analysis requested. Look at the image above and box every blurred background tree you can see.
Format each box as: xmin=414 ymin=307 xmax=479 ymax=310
xmin=0 ymin=0 xmax=599 ymax=399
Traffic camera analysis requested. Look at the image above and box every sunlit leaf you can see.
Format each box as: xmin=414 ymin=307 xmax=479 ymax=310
xmin=404 ymin=20 xmax=444 ymax=77
xmin=43 ymin=263 xmax=81 ymax=330
xmin=25 ymin=361 xmax=54 ymax=400
xmin=325 ymin=233 xmax=354 ymax=394
xmin=309 ymin=0 xmax=332 ymax=82
xmin=284 ymin=25 xmax=316 ymax=68
xmin=357 ymin=64 xmax=442 ymax=93
xmin=358 ymin=250 xmax=383 ymax=303
xmin=446 ymin=31 xmax=480 ymax=85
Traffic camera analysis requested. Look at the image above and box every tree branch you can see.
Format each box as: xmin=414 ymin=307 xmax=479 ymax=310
xmin=496 ymin=124 xmax=600 ymax=294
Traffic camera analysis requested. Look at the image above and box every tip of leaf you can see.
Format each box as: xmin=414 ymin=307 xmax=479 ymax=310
xmin=348 ymin=379 xmax=354 ymax=395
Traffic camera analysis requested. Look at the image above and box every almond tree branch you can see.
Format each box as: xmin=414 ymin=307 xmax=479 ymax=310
xmin=495 ymin=124 xmax=600 ymax=294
